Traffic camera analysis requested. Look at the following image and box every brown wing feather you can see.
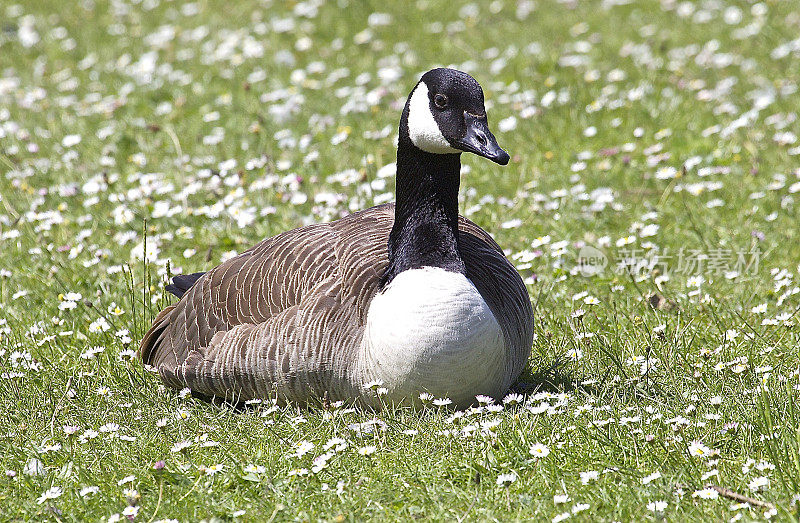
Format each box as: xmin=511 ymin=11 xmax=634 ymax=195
xmin=139 ymin=203 xmax=533 ymax=403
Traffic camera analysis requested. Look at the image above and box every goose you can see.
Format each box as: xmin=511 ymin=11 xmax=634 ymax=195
xmin=139 ymin=68 xmax=534 ymax=408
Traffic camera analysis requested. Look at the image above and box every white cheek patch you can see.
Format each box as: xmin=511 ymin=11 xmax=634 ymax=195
xmin=407 ymin=83 xmax=460 ymax=154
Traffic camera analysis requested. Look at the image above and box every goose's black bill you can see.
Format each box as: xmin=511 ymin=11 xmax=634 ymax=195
xmin=455 ymin=113 xmax=510 ymax=165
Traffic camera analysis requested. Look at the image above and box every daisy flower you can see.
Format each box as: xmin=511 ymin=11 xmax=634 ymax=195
xmin=496 ymin=472 xmax=517 ymax=486
xmin=37 ymin=486 xmax=62 ymax=504
xmin=529 ymin=443 xmax=551 ymax=458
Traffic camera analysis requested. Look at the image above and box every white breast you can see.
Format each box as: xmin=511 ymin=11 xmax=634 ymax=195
xmin=359 ymin=267 xmax=506 ymax=407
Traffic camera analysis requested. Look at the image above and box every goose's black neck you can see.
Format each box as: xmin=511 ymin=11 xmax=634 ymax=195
xmin=381 ymin=136 xmax=465 ymax=287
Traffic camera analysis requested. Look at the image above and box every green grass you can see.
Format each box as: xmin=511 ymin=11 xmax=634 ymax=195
xmin=1 ymin=0 xmax=800 ymax=520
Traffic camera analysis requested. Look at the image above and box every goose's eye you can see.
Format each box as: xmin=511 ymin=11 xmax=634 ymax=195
xmin=433 ymin=94 xmax=448 ymax=109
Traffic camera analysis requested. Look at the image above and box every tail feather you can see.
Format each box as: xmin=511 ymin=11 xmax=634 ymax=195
xmin=165 ymin=271 xmax=206 ymax=298
xmin=139 ymin=304 xmax=176 ymax=364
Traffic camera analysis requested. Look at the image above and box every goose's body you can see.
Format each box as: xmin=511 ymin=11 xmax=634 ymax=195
xmin=140 ymin=69 xmax=534 ymax=408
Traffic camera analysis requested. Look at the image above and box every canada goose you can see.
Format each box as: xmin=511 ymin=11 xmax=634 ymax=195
xmin=140 ymin=68 xmax=534 ymax=408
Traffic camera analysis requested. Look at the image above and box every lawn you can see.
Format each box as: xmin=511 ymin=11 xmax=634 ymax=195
xmin=1 ymin=0 xmax=799 ymax=520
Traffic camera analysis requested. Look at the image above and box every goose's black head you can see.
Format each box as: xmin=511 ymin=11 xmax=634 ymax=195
xmin=399 ymin=68 xmax=510 ymax=165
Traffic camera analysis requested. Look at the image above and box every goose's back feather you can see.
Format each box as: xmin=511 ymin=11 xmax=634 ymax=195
xmin=139 ymin=203 xmax=533 ymax=404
